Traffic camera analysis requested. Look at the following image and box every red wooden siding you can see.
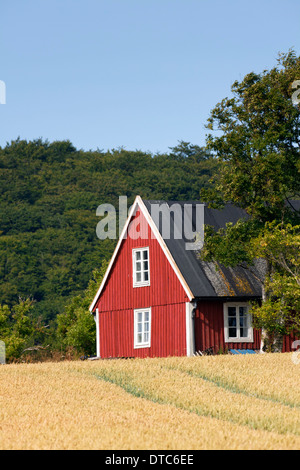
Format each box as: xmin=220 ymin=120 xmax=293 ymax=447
xmin=97 ymin=209 xmax=189 ymax=313
xmin=95 ymin=208 xmax=189 ymax=358
xmin=194 ymin=300 xmax=261 ymax=353
xmin=282 ymin=333 xmax=299 ymax=353
xmin=99 ymin=303 xmax=187 ymax=358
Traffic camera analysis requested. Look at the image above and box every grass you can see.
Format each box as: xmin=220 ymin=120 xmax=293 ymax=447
xmin=0 ymin=353 xmax=299 ymax=449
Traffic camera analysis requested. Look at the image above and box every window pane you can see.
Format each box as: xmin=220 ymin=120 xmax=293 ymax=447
xmin=136 ymin=272 xmax=141 ymax=282
xmin=137 ymin=312 xmax=143 ymax=322
xmin=136 ymin=261 xmax=141 ymax=272
xmin=239 ymin=307 xmax=248 ymax=337
xmin=228 ymin=307 xmax=236 ymax=338
xmin=240 ymin=327 xmax=248 ymax=337
xmin=144 ymin=311 xmax=149 ymax=322
xmin=143 ymin=261 xmax=148 ymax=271
xmin=228 ymin=307 xmax=236 ymax=317
xmin=137 ymin=322 xmax=142 ymax=333
xmin=229 ymin=327 xmax=237 ymax=338
xmin=144 ymin=272 xmax=149 ymax=281
xmin=143 ymin=250 xmax=148 ymax=260
xmin=239 ymin=306 xmax=247 ymax=317
xmin=137 ymin=333 xmax=142 ymax=343
xmin=136 ymin=251 xmax=141 ymax=260
xmin=144 ymin=332 xmax=149 ymax=342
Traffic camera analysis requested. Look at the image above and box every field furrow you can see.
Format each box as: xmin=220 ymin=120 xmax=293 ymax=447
xmin=160 ymin=354 xmax=300 ymax=408
xmin=84 ymin=357 xmax=300 ymax=436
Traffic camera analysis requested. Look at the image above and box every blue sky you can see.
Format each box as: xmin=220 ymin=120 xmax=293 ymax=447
xmin=1 ymin=0 xmax=299 ymax=154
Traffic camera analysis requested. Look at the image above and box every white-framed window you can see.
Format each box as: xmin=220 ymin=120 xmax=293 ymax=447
xmin=224 ymin=302 xmax=253 ymax=343
xmin=134 ymin=308 xmax=151 ymax=348
xmin=132 ymin=247 xmax=150 ymax=287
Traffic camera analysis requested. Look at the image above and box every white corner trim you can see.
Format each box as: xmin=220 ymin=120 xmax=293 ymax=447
xmin=185 ymin=302 xmax=196 ymax=356
xmin=95 ymin=308 xmax=100 ymax=357
xmin=89 ymin=196 xmax=193 ymax=312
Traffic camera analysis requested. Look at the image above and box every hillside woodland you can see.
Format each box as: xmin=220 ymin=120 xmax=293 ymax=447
xmin=0 ymin=139 xmax=217 ymax=359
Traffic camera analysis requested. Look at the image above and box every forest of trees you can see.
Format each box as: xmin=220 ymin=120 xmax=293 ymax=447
xmin=0 ymin=139 xmax=218 ymax=360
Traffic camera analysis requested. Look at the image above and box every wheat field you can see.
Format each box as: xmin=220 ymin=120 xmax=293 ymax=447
xmin=0 ymin=353 xmax=299 ymax=450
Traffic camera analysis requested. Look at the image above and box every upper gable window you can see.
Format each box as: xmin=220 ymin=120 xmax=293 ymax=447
xmin=133 ymin=247 xmax=150 ymax=287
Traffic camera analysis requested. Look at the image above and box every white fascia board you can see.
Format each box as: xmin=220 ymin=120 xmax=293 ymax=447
xmin=186 ymin=302 xmax=196 ymax=357
xmin=89 ymin=195 xmax=140 ymax=312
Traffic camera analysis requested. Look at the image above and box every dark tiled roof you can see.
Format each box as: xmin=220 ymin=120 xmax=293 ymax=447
xmin=143 ymin=200 xmax=267 ymax=299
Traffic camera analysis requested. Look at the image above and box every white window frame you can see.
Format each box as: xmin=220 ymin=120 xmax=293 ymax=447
xmin=223 ymin=302 xmax=253 ymax=343
xmin=134 ymin=308 xmax=151 ymax=349
xmin=132 ymin=247 xmax=150 ymax=287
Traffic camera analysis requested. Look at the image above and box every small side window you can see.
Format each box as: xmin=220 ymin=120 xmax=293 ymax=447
xmin=224 ymin=303 xmax=253 ymax=343
xmin=134 ymin=308 xmax=151 ymax=348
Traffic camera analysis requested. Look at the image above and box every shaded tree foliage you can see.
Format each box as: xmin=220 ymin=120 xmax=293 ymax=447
xmin=201 ymin=50 xmax=300 ymax=350
xmin=202 ymin=49 xmax=300 ymax=223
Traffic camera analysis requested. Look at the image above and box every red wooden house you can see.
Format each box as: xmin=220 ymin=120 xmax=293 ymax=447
xmin=89 ymin=196 xmax=295 ymax=358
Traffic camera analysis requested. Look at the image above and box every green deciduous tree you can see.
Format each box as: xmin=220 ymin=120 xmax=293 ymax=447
xmin=202 ymin=49 xmax=300 ymax=223
xmin=201 ymin=50 xmax=300 ymax=350
xmin=250 ymin=223 xmax=300 ymax=350
xmin=56 ymin=261 xmax=108 ymax=356
xmin=0 ymin=298 xmax=47 ymax=361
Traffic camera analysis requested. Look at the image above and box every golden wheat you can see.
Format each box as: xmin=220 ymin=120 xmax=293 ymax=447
xmin=163 ymin=353 xmax=300 ymax=406
xmin=0 ymin=354 xmax=299 ymax=450
xmin=83 ymin=355 xmax=300 ymax=436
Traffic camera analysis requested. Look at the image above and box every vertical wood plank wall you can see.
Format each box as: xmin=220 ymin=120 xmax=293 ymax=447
xmin=282 ymin=333 xmax=300 ymax=352
xmin=96 ymin=209 xmax=189 ymax=358
xmin=194 ymin=300 xmax=261 ymax=353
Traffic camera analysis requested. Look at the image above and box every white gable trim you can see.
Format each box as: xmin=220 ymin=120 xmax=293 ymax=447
xmin=138 ymin=198 xmax=193 ymax=300
xmin=89 ymin=196 xmax=193 ymax=312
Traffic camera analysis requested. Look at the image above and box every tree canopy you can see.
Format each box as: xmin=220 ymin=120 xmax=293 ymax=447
xmin=202 ymin=49 xmax=300 ymax=223
xmin=201 ymin=50 xmax=300 ymax=349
